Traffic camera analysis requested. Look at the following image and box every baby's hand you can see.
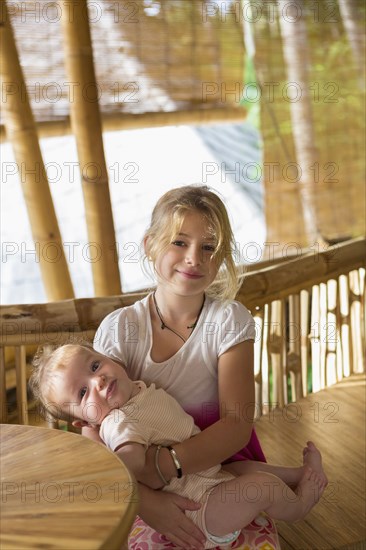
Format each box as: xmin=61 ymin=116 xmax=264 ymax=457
xmin=81 ymin=425 xmax=104 ymax=444
xmin=137 ymin=445 xmax=165 ymax=489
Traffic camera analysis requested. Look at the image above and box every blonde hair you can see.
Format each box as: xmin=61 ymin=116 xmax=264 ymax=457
xmin=143 ymin=185 xmax=240 ymax=301
xmin=30 ymin=342 xmax=94 ymax=423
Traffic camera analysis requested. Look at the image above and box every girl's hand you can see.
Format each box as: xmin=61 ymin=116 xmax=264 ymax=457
xmin=138 ymin=484 xmax=206 ymax=549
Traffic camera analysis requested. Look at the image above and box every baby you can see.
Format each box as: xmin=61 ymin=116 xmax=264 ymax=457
xmin=30 ymin=343 xmax=327 ymax=549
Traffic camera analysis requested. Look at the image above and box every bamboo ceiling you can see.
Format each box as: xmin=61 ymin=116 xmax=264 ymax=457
xmin=3 ymin=0 xmax=244 ymax=125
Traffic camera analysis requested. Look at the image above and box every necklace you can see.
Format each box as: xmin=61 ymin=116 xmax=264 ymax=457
xmin=153 ymin=292 xmax=205 ymax=343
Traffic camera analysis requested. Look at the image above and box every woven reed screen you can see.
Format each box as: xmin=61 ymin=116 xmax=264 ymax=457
xmin=251 ymin=0 xmax=365 ymax=248
xmin=4 ymin=0 xmax=244 ymax=122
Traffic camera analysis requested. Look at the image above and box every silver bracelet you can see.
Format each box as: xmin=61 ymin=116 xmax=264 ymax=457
xmin=154 ymin=445 xmax=169 ymax=486
xmin=166 ymin=445 xmax=183 ymax=478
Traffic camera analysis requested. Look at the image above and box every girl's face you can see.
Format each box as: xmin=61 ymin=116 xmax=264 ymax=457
xmin=154 ymin=211 xmax=220 ymax=296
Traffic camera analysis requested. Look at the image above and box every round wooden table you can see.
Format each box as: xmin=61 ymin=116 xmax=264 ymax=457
xmin=0 ymin=424 xmax=138 ymax=549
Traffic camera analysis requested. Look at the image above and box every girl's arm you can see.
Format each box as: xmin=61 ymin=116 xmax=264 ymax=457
xmin=139 ymin=340 xmax=255 ymax=487
xmin=80 ymin=419 xmax=203 ymax=545
xmin=116 ymin=443 xmax=206 ymax=549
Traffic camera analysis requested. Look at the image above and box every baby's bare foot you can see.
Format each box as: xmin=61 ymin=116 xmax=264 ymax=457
xmin=303 ymin=441 xmax=328 ymax=487
xmin=295 ymin=466 xmax=325 ymax=518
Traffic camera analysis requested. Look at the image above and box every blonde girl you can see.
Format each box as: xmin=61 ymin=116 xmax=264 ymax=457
xmin=90 ymin=185 xmax=320 ymax=548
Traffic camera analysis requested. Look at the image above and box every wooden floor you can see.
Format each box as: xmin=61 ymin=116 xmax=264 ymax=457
xmin=255 ymin=374 xmax=366 ymax=550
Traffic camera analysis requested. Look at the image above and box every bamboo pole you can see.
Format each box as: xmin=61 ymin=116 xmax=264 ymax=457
xmin=326 ymin=279 xmax=338 ymax=385
xmin=261 ymin=304 xmax=270 ymax=414
xmin=269 ymin=300 xmax=286 ymax=407
xmin=349 ymin=270 xmax=364 ymax=373
xmin=335 ymin=280 xmax=344 ymax=382
xmin=0 ymin=348 xmax=7 ymax=422
xmin=61 ymin=1 xmax=121 ymax=296
xmin=360 ymin=268 xmax=366 ymax=347
xmin=15 ymin=346 xmax=28 ymax=424
xmin=281 ymin=298 xmax=289 ymax=404
xmin=0 ymin=1 xmax=74 ymax=301
xmin=300 ymin=289 xmax=309 ymax=396
xmin=339 ymin=274 xmax=351 ymax=377
xmin=319 ymin=283 xmax=327 ymax=389
xmin=288 ymin=294 xmax=303 ymax=401
xmin=310 ymin=285 xmax=321 ymax=393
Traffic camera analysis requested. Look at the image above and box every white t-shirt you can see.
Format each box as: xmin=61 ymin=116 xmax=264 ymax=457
xmin=94 ymin=294 xmax=256 ymax=427
xmin=100 ymin=382 xmax=200 ymax=452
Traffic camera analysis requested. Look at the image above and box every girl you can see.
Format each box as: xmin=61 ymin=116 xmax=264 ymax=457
xmin=90 ymin=185 xmax=326 ymax=548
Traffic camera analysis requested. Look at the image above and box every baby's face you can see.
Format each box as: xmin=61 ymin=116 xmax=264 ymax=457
xmin=51 ymin=350 xmax=135 ymax=426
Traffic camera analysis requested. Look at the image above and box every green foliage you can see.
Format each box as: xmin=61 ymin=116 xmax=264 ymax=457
xmin=241 ymin=55 xmax=261 ymax=128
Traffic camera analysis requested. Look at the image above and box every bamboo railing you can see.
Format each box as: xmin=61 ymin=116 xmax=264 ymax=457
xmin=0 ymin=237 xmax=364 ymax=425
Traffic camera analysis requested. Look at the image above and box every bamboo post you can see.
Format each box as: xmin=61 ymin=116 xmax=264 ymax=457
xmin=326 ymin=279 xmax=338 ymax=385
xmin=349 ymin=270 xmax=364 ymax=373
xmin=319 ymin=283 xmax=327 ymax=388
xmin=288 ymin=294 xmax=303 ymax=401
xmin=361 ymin=268 xmax=366 ymax=348
xmin=334 ymin=278 xmax=344 ymax=381
xmin=282 ymin=299 xmax=288 ymax=403
xmin=310 ymin=285 xmax=321 ymax=393
xmin=261 ymin=304 xmax=270 ymax=414
xmin=359 ymin=267 xmax=366 ymax=338
xmin=15 ymin=346 xmax=28 ymax=424
xmin=0 ymin=348 xmax=7 ymax=422
xmin=61 ymin=1 xmax=121 ymax=296
xmin=0 ymin=1 xmax=74 ymax=301
xmin=300 ymin=289 xmax=309 ymax=396
xmin=269 ymin=299 xmax=286 ymax=408
xmin=339 ymin=274 xmax=351 ymax=377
